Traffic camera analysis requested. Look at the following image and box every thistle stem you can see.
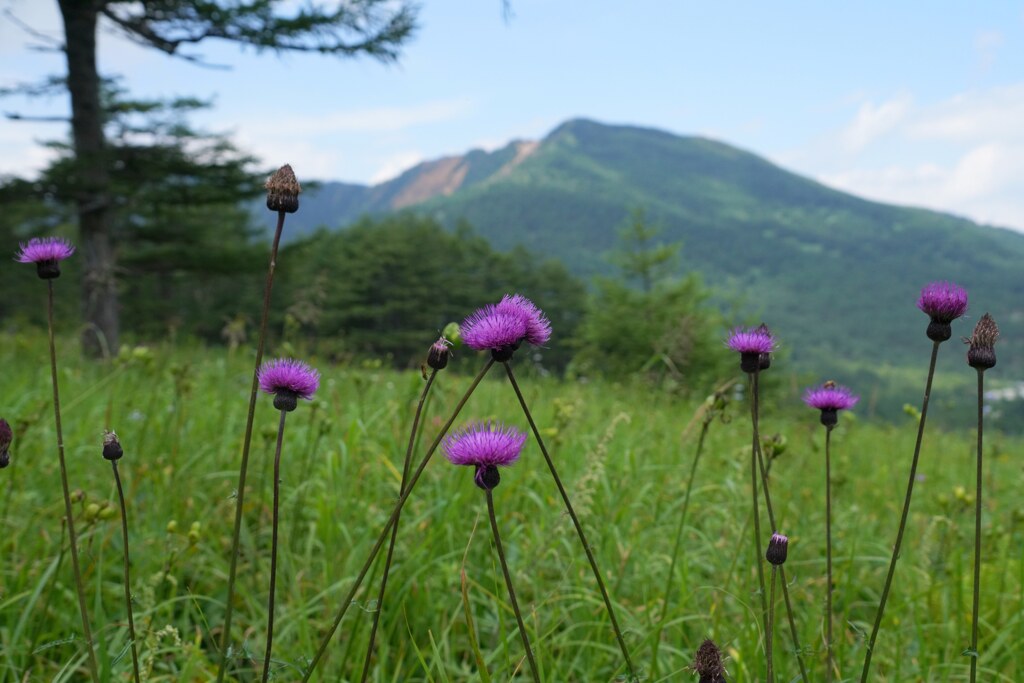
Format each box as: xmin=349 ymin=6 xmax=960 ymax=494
xmin=825 ymin=426 xmax=834 ymax=683
xmin=969 ymin=369 xmax=985 ymax=683
xmin=767 ymin=566 xmax=778 ymax=683
xmin=860 ymin=340 xmax=941 ymax=682
xmin=112 ymin=461 xmax=141 ymax=683
xmin=648 ymin=415 xmax=713 ymax=678
xmin=217 ymin=211 xmax=285 ymax=683
xmin=503 ymin=362 xmax=637 ymax=682
xmin=359 ymin=370 xmax=438 ymax=682
xmin=486 ymin=488 xmax=540 ymax=683
xmin=750 ymin=378 xmax=769 ymax=653
xmin=751 ymin=370 xmax=809 ymax=683
xmin=48 ymin=280 xmax=99 ymax=682
xmin=300 ymin=359 xmax=494 ymax=682
xmin=261 ymin=409 xmax=288 ymax=683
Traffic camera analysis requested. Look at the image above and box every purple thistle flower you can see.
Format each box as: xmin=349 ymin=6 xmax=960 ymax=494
xmin=0 ymin=418 xmax=11 ymax=469
xmin=804 ymin=381 xmax=859 ymax=428
xmin=766 ymin=532 xmax=789 ymax=565
xmin=917 ymin=281 xmax=968 ymax=342
xmin=444 ymin=422 xmax=526 ymax=490
xmin=15 ymin=237 xmax=75 ymax=279
xmin=726 ymin=325 xmax=777 ymax=373
xmin=258 ymin=358 xmax=320 ymax=412
xmin=461 ymin=293 xmax=551 ymax=361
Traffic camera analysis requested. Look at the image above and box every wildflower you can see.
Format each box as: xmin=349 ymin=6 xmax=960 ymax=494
xmin=964 ymin=313 xmax=998 ymax=371
xmin=102 ymin=431 xmax=124 ymax=461
xmin=803 ymin=381 xmax=859 ymax=428
xmin=691 ymin=638 xmax=727 ymax=683
xmin=0 ymin=418 xmax=11 ymax=469
xmin=917 ymin=281 xmax=968 ymax=342
xmin=726 ymin=325 xmax=776 ymax=373
xmin=265 ymin=164 xmax=301 ymax=213
xmin=443 ymin=422 xmax=526 ymax=490
xmin=258 ymin=358 xmax=320 ymax=412
xmin=426 ymin=337 xmax=452 ymax=370
xmin=766 ymin=533 xmax=789 ymax=565
xmin=461 ymin=294 xmax=551 ymax=361
xmin=15 ymin=236 xmax=75 ymax=279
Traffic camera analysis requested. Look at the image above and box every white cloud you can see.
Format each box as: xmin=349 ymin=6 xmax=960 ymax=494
xmin=370 ymin=151 xmax=424 ymax=184
xmin=838 ymin=95 xmax=912 ymax=152
xmin=974 ymin=30 xmax=1003 ymax=73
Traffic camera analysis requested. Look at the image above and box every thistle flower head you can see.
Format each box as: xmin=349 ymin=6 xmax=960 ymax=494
xmin=102 ymin=430 xmax=123 ymax=461
xmin=917 ymin=281 xmax=968 ymax=341
xmin=766 ymin=532 xmax=789 ymax=565
xmin=258 ymin=358 xmax=320 ymax=412
xmin=964 ymin=312 xmax=998 ymax=371
xmin=804 ymin=381 xmax=859 ymax=428
xmin=461 ymin=293 xmax=551 ymax=361
xmin=0 ymin=418 xmax=11 ymax=469
xmin=426 ymin=336 xmax=452 ymax=371
xmin=15 ymin=236 xmax=75 ymax=279
xmin=691 ymin=638 xmax=727 ymax=683
xmin=443 ymin=422 xmax=526 ymax=490
xmin=726 ymin=325 xmax=777 ymax=373
xmin=265 ymin=163 xmax=301 ymax=213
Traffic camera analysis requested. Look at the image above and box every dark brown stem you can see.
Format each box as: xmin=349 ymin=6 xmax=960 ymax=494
xmin=767 ymin=566 xmax=777 ymax=682
xmin=262 ymin=409 xmax=288 ymax=683
xmin=861 ymin=340 xmax=941 ymax=682
xmin=113 ymin=461 xmax=141 ymax=683
xmin=503 ymin=362 xmax=637 ymax=682
xmin=969 ymin=369 xmax=984 ymax=683
xmin=48 ymin=280 xmax=100 ymax=681
xmin=751 ymin=371 xmax=809 ymax=682
xmin=825 ymin=426 xmax=834 ymax=683
xmin=216 ymin=211 xmax=285 ymax=683
xmin=300 ymin=359 xmax=494 ymax=682
xmin=750 ymin=372 xmax=769 ymax=657
xmin=486 ymin=488 xmax=540 ymax=683
xmin=359 ymin=370 xmax=438 ymax=681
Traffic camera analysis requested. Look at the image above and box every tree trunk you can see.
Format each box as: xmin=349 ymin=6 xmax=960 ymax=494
xmin=59 ymin=0 xmax=119 ymax=357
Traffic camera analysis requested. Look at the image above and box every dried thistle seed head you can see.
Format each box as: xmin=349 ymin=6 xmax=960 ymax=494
xmin=265 ymin=163 xmax=301 ymax=213
xmin=691 ymin=638 xmax=727 ymax=682
xmin=102 ymin=430 xmax=123 ymax=461
xmin=964 ymin=312 xmax=998 ymax=371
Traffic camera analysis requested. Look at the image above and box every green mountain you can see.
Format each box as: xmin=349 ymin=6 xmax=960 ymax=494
xmin=292 ymin=118 xmax=1024 ymax=379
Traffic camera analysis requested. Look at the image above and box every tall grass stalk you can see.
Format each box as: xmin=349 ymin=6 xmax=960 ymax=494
xmin=46 ymin=280 xmax=100 ymax=682
xmin=216 ymin=210 xmax=286 ymax=683
xmin=300 ymin=359 xmax=495 ymax=681
xmin=111 ymin=458 xmax=141 ymax=683
xmin=750 ymin=370 xmax=809 ymax=682
xmin=359 ymin=369 xmax=439 ymax=681
xmin=860 ymin=340 xmax=941 ymax=682
xmin=261 ymin=409 xmax=288 ymax=682
xmin=486 ymin=487 xmax=540 ymax=683
xmin=503 ymin=361 xmax=637 ymax=681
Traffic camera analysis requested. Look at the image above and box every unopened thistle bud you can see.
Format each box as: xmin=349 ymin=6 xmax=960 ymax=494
xmin=265 ymin=164 xmax=301 ymax=213
xmin=427 ymin=337 xmax=451 ymax=370
xmin=102 ymin=431 xmax=124 ymax=461
xmin=766 ymin=533 xmax=789 ymax=565
xmin=691 ymin=638 xmax=727 ymax=683
xmin=964 ymin=312 xmax=998 ymax=371
xmin=0 ymin=418 xmax=11 ymax=469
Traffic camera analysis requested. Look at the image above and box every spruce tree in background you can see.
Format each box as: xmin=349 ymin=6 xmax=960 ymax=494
xmin=6 ymin=0 xmax=418 ymax=356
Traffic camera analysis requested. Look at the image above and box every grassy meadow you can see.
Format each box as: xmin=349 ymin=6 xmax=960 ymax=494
xmin=1 ymin=331 xmax=1022 ymax=682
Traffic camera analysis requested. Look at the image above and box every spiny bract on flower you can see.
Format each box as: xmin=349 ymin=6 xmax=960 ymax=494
xmin=725 ymin=326 xmax=777 ymax=354
xmin=803 ymin=383 xmax=859 ymax=412
xmin=461 ymin=294 xmax=551 ymax=352
xmin=15 ymin=237 xmax=75 ymax=264
xmin=443 ymin=422 xmax=526 ymax=468
xmin=917 ymin=281 xmax=968 ymax=323
xmin=257 ymin=358 xmax=320 ymax=400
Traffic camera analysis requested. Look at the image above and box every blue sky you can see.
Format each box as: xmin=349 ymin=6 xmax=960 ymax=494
xmin=2 ymin=1 xmax=1024 ymax=231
